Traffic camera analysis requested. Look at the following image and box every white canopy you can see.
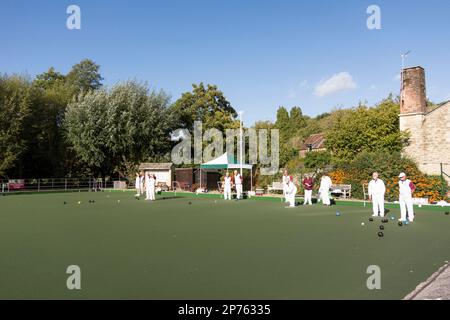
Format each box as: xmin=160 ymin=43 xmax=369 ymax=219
xmin=200 ymin=152 xmax=252 ymax=170
xmin=199 ymin=152 xmax=253 ymax=191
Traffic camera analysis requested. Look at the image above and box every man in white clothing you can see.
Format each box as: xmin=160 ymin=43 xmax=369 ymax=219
xmin=223 ymin=172 xmax=232 ymax=200
xmin=319 ymin=174 xmax=332 ymax=206
xmin=145 ymin=172 xmax=151 ymax=200
xmin=135 ymin=173 xmax=141 ymax=197
xmin=398 ymin=172 xmax=416 ymax=222
xmin=139 ymin=171 xmax=145 ymax=195
xmin=282 ymin=170 xmax=290 ymax=203
xmin=148 ymin=174 xmax=156 ymax=201
xmin=234 ymin=170 xmax=243 ymax=200
xmin=285 ymin=177 xmax=297 ymax=208
xmin=368 ymin=172 xmax=386 ymax=217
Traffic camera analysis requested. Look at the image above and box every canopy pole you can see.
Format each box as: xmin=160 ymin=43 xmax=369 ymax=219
xmin=200 ymin=169 xmax=202 ymax=190
xmin=251 ymin=168 xmax=253 ymax=192
xmin=239 ymin=111 xmax=244 ymax=177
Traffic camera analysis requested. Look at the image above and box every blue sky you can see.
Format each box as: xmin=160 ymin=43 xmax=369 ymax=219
xmin=1 ymin=0 xmax=449 ymax=125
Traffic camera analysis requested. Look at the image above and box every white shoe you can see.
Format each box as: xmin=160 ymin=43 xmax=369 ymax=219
xmin=372 ymin=214 xmax=378 ymax=217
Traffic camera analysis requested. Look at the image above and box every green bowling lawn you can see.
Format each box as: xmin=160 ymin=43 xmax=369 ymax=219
xmin=0 ymin=191 xmax=449 ymax=299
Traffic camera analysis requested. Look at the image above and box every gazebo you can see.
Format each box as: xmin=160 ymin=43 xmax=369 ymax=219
xmin=199 ymin=152 xmax=253 ymax=191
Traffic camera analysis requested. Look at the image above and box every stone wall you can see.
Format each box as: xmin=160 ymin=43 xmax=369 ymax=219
xmin=400 ymin=103 xmax=450 ymax=183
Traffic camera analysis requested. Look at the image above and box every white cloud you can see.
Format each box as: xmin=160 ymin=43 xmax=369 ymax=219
xmin=369 ymin=84 xmax=377 ymax=90
xmin=288 ymin=80 xmax=308 ymax=99
xmin=314 ymin=72 xmax=357 ymax=97
xmin=394 ymin=73 xmax=401 ymax=81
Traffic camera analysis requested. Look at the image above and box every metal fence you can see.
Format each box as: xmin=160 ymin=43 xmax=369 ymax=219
xmin=0 ymin=178 xmax=120 ymax=193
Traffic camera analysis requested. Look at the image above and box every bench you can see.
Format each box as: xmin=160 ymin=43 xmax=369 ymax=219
xmin=331 ymin=184 xmax=352 ymax=199
xmin=255 ymin=188 xmax=265 ymax=196
xmin=267 ymin=182 xmax=285 ymax=194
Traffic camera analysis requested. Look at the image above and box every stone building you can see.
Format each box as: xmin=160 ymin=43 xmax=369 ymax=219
xmin=399 ymin=66 xmax=450 ymax=183
xmin=299 ymin=133 xmax=326 ymax=158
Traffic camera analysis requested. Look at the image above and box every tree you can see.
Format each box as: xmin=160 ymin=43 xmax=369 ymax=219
xmin=289 ymin=106 xmax=307 ymax=133
xmin=66 ymin=59 xmax=103 ymax=93
xmin=65 ymin=81 xmax=175 ymax=178
xmin=304 ymin=151 xmax=332 ymax=173
xmin=325 ymin=98 xmax=407 ymax=162
xmin=33 ymin=67 xmax=66 ymax=90
xmin=171 ymin=83 xmax=239 ymax=132
xmin=0 ymin=75 xmax=34 ymax=177
xmin=274 ymin=106 xmax=309 ymax=167
xmin=275 ymin=107 xmax=290 ymax=141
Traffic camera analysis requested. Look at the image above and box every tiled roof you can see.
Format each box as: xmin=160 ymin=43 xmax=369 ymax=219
xmin=300 ymin=133 xmax=326 ymax=150
xmin=139 ymin=163 xmax=173 ymax=170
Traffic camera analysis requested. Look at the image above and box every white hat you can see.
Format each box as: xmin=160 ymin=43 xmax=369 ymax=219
xmin=398 ymin=172 xmax=406 ymax=178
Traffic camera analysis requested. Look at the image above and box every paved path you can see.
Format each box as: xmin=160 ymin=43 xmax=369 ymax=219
xmin=404 ymin=262 xmax=450 ymax=300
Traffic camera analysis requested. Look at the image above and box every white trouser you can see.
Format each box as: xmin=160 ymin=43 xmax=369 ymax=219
xmin=372 ymin=194 xmax=385 ymax=217
xmin=304 ymin=190 xmax=313 ymax=205
xmin=148 ymin=187 xmax=155 ymax=201
xmin=400 ymin=195 xmax=414 ymax=221
xmin=283 ymin=187 xmax=288 ymax=202
xmin=224 ymin=186 xmax=232 ymax=200
xmin=136 ymin=188 xmax=140 ymax=196
xmin=236 ymin=184 xmax=243 ymax=199
xmin=320 ymin=190 xmax=330 ymax=205
xmin=287 ymin=194 xmax=296 ymax=207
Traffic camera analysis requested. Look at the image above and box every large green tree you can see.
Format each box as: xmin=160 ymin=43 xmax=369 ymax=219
xmin=65 ymin=81 xmax=175 ymax=178
xmin=275 ymin=106 xmax=308 ymax=166
xmin=0 ymin=75 xmax=34 ymax=177
xmin=66 ymin=59 xmax=103 ymax=93
xmin=171 ymin=83 xmax=239 ymax=132
xmin=325 ymin=97 xmax=407 ymax=162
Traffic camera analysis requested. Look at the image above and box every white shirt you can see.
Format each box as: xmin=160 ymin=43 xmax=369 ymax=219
xmin=135 ymin=177 xmax=140 ymax=189
xmin=148 ymin=177 xmax=156 ymax=188
xmin=282 ymin=175 xmax=290 ymax=186
xmin=235 ymin=174 xmax=242 ymax=185
xmin=399 ymin=179 xmax=413 ymax=197
xmin=368 ymin=179 xmax=386 ymax=196
xmin=286 ymin=182 xmax=297 ymax=196
xmin=320 ymin=176 xmax=332 ymax=191
xmin=224 ymin=176 xmax=232 ymax=187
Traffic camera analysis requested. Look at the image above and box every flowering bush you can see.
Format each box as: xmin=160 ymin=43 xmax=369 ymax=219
xmin=328 ymin=152 xmax=449 ymax=203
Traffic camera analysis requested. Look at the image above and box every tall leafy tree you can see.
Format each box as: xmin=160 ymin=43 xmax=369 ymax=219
xmin=171 ymin=83 xmax=239 ymax=132
xmin=325 ymin=97 xmax=407 ymax=162
xmin=65 ymin=81 xmax=175 ymax=178
xmin=0 ymin=75 xmax=34 ymax=177
xmin=289 ymin=106 xmax=307 ymax=133
xmin=275 ymin=107 xmax=290 ymax=141
xmin=66 ymin=59 xmax=103 ymax=93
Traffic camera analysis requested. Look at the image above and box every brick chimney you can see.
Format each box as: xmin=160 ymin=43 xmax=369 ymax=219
xmin=400 ymin=66 xmax=427 ymax=114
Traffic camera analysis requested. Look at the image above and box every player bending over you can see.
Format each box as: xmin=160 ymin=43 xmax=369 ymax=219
xmin=319 ymin=174 xmax=332 ymax=206
xmin=285 ymin=177 xmax=297 ymax=208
